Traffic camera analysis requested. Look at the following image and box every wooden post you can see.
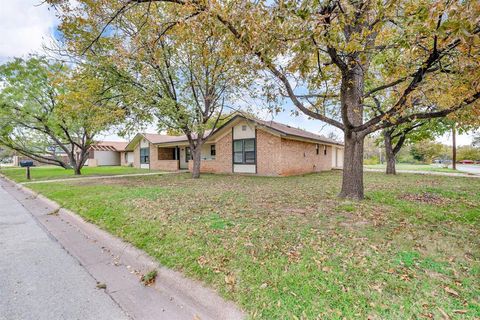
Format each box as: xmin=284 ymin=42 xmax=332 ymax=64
xmin=26 ymin=166 xmax=31 ymax=180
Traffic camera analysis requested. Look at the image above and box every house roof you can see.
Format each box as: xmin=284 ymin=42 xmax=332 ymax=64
xmin=91 ymin=141 xmax=128 ymax=152
xmin=252 ymin=118 xmax=342 ymax=146
xmin=211 ymin=114 xmax=343 ymax=146
xmin=124 ymin=115 xmax=343 ymax=150
xmin=143 ymin=131 xmax=212 ymax=144
xmin=124 ymin=131 xmax=213 ymax=151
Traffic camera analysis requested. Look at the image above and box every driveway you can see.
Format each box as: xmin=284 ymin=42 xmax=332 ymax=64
xmin=0 ymin=183 xmax=129 ymax=320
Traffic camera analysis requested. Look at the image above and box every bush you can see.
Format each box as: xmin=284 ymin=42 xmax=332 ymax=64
xmin=364 ymin=156 xmax=380 ymax=165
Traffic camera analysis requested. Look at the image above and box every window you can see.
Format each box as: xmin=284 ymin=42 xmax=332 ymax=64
xmin=185 ymin=147 xmax=191 ymax=162
xmin=316 ymin=144 xmax=319 ymax=155
xmin=140 ymin=147 xmax=149 ymax=164
xmin=233 ymin=139 xmax=256 ymax=164
xmin=324 ymin=145 xmax=327 ymax=155
xmin=242 ymin=125 xmax=247 ymax=131
xmin=210 ymin=144 xmax=216 ymax=156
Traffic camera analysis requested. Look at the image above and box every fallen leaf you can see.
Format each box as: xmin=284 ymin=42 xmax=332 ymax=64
xmin=444 ymin=286 xmax=459 ymax=297
xmin=453 ymin=310 xmax=467 ymax=314
xmin=96 ymin=283 xmax=107 ymax=289
xmin=437 ymin=307 xmax=450 ymax=320
xmin=224 ymin=274 xmax=236 ymax=286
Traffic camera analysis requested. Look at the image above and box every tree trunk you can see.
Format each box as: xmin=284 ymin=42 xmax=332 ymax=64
xmin=452 ymin=125 xmax=456 ymax=170
xmin=383 ymin=130 xmax=396 ymax=175
xmin=190 ymin=144 xmax=202 ymax=179
xmin=74 ymin=166 xmax=82 ymax=175
xmin=338 ymin=65 xmax=366 ymax=200
xmin=339 ymin=132 xmax=365 ymax=200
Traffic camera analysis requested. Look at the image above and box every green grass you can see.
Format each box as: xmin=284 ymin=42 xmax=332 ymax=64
xmin=365 ymin=163 xmax=458 ymax=173
xmin=28 ymin=172 xmax=480 ymax=319
xmin=0 ymin=165 xmax=154 ymax=183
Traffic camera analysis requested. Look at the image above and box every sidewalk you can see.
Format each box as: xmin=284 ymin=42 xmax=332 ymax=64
xmin=0 ymin=181 xmax=129 ymax=320
xmin=364 ymin=168 xmax=480 ymax=178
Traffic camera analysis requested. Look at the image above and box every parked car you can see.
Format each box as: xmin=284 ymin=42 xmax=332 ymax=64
xmin=458 ymin=160 xmax=475 ymax=164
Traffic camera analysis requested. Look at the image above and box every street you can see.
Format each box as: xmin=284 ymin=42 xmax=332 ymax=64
xmin=0 ymin=184 xmax=129 ymax=320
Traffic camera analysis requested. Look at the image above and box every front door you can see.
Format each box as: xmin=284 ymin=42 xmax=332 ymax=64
xmin=179 ymin=147 xmax=189 ymax=169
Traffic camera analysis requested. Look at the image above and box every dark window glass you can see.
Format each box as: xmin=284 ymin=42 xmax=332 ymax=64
xmin=233 ymin=140 xmax=243 ymax=152
xmin=185 ymin=147 xmax=191 ymax=162
xmin=324 ymin=145 xmax=327 ymax=155
xmin=140 ymin=147 xmax=149 ymax=164
xmin=316 ymin=144 xmax=319 ymax=155
xmin=211 ymin=145 xmax=216 ymax=156
xmin=233 ymin=139 xmax=255 ymax=164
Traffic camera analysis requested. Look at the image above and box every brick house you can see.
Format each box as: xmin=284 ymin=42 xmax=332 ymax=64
xmin=124 ymin=115 xmax=344 ymax=176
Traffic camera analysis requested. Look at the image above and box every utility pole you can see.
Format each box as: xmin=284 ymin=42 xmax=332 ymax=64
xmin=452 ymin=124 xmax=456 ymax=170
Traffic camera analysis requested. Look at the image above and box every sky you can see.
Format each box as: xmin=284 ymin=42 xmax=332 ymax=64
xmin=0 ymin=0 xmax=476 ymax=145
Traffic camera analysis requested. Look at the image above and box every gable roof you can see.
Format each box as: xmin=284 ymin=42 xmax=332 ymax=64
xmin=124 ymin=115 xmax=343 ymax=150
xmin=212 ymin=114 xmax=343 ymax=146
xmin=90 ymin=141 xmax=128 ymax=152
xmin=124 ymin=131 xmax=213 ymax=151
xmin=253 ymin=118 xmax=342 ymax=145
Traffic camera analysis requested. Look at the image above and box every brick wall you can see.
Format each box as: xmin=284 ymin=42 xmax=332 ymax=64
xmin=188 ymin=159 xmax=219 ymax=173
xmin=256 ymin=129 xmax=282 ymax=175
xmin=279 ymin=138 xmax=332 ymax=176
xmin=211 ymin=130 xmax=232 ymax=173
xmin=188 ymin=130 xmax=232 ymax=174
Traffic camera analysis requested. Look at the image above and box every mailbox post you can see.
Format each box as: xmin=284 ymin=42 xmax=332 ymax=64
xmin=19 ymin=160 xmax=34 ymax=180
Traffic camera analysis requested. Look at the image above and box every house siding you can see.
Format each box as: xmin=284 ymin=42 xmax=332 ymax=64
xmin=133 ymin=143 xmax=141 ymax=168
xmin=188 ymin=131 xmax=232 ymax=173
xmin=256 ymin=129 xmax=282 ymax=175
xmin=279 ymin=138 xmax=332 ymax=176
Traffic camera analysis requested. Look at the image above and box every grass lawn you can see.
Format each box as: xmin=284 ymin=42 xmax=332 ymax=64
xmin=27 ymin=172 xmax=479 ymax=319
xmin=365 ymin=163 xmax=458 ymax=173
xmin=0 ymin=165 xmax=155 ymax=183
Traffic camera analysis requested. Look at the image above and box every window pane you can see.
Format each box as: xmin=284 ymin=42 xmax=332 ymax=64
xmin=234 ymin=152 xmax=243 ymax=163
xmin=233 ymin=140 xmax=243 ymax=152
xmin=244 ymin=139 xmax=255 ymax=151
xmin=245 ymin=151 xmax=255 ymax=163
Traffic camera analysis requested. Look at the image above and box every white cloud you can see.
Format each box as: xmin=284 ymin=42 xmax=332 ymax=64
xmin=0 ymin=0 xmax=57 ymax=61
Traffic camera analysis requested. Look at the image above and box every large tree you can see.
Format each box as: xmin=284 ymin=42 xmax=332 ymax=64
xmin=50 ymin=0 xmax=480 ymax=198
xmin=52 ymin=3 xmax=247 ymax=178
xmin=381 ymin=119 xmax=450 ymax=174
xmin=0 ymin=57 xmax=124 ymax=174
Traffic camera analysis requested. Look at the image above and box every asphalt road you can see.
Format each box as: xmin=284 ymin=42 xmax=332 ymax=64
xmin=455 ymin=164 xmax=480 ymax=175
xmin=0 ymin=185 xmax=129 ymax=320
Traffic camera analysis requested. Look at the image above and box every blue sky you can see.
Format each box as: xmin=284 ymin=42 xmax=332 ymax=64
xmin=0 ymin=0 xmax=474 ymax=145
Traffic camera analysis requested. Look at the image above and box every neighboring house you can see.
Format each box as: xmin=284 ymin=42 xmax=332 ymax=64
xmin=86 ymin=141 xmax=128 ymax=166
xmin=124 ymin=115 xmax=344 ymax=175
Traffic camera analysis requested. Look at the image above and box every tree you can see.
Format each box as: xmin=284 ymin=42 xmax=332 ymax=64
xmin=410 ymin=140 xmax=448 ymax=163
xmin=381 ymin=119 xmax=450 ymax=174
xmin=50 ymin=0 xmax=480 ymax=198
xmin=473 ymin=134 xmax=480 ymax=148
xmin=52 ymin=3 xmax=248 ymax=178
xmin=0 ymin=57 xmax=124 ymax=174
xmin=456 ymin=146 xmax=480 ymax=162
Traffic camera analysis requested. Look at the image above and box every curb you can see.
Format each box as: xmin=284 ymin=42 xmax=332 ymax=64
xmin=0 ymin=175 xmax=245 ymax=320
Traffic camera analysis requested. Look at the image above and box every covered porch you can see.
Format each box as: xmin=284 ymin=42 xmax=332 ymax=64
xmin=154 ymin=142 xmax=216 ymax=171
